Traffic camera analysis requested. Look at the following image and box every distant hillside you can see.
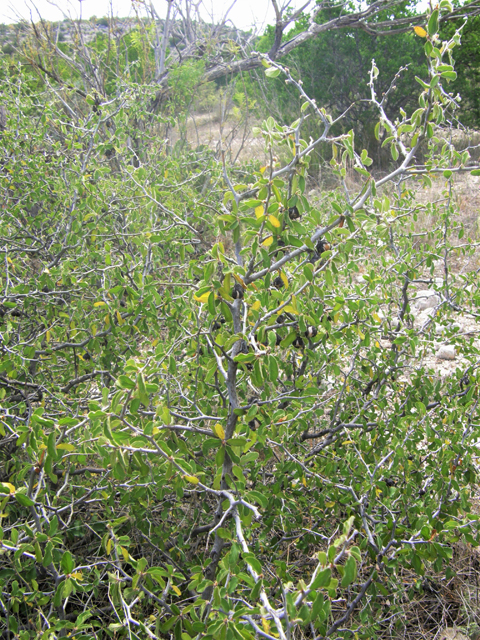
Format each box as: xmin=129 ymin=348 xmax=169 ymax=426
xmin=0 ymin=16 xmax=139 ymax=54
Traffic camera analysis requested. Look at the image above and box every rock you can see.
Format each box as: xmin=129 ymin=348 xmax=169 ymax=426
xmin=439 ymin=628 xmax=469 ymax=640
xmin=436 ymin=345 xmax=456 ymax=360
xmin=414 ymin=289 xmax=441 ymax=311
xmin=435 ymin=321 xmax=461 ymax=335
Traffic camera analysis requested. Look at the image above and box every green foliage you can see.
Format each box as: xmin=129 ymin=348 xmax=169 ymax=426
xmin=0 ymin=6 xmax=479 ymax=639
xmin=256 ymin=5 xmax=425 ymax=146
xmin=441 ymin=15 xmax=480 ymax=127
xmin=168 ymin=58 xmax=206 ymax=113
xmin=254 ymin=1 xmax=480 ymax=164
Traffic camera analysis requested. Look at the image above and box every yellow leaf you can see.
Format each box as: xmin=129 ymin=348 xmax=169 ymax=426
xmin=233 ymin=274 xmax=247 ymax=288
xmin=152 ymin=427 xmax=160 ymax=435
xmin=0 ymin=482 xmax=15 ymax=494
xmin=92 ymin=324 xmax=97 ymax=336
xmin=106 ymin=538 xmax=112 ymax=555
xmin=152 ymin=338 xmax=159 ymax=346
xmin=268 ymin=214 xmax=281 ymax=228
xmin=413 ymin=26 xmax=427 ymax=37
xmin=71 ymin=572 xmax=83 ymax=580
xmin=94 ymin=301 xmax=106 ymax=307
xmin=262 ymin=618 xmax=270 ymax=633
xmin=302 ymin=476 xmax=307 ymax=487
xmin=280 ymin=272 xmax=288 ymax=289
xmin=56 ymin=443 xmax=75 ymax=451
xmin=121 ymin=546 xmax=129 ymax=562
xmin=116 ymin=310 xmax=124 ymax=325
xmin=255 ymin=206 xmax=264 ymax=219
xmin=213 ymin=423 xmax=225 ymax=440
xmin=375 ymin=487 xmax=383 ymax=497
xmin=171 ymin=584 xmax=181 ymax=596
xmin=283 ymin=305 xmax=298 ymax=315
xmin=194 ymin=292 xmax=211 ymax=304
xmin=260 ymin=166 xmax=267 ymax=175
xmin=251 ymin=300 xmax=261 ymax=311
xmin=372 ymin=312 xmax=381 ymax=323
xmin=104 ymin=314 xmax=110 ymax=327
xmin=46 ymin=330 xmax=51 ymax=343
xmin=262 ymin=236 xmax=273 ymax=247
xmin=325 ymin=501 xmax=335 ymax=508
xmin=342 ymin=440 xmax=354 ymax=445
xmin=184 ymin=475 xmax=199 ymax=485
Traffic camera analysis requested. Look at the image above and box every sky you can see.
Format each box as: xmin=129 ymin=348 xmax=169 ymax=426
xmin=0 ymin=0 xmax=285 ymax=30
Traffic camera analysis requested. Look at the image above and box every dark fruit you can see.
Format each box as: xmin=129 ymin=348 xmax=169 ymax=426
xmin=288 ymin=206 xmax=300 ymax=220
xmin=232 ymin=283 xmax=244 ymax=299
xmin=305 ymin=326 xmax=318 ymax=338
xmin=248 ymin=418 xmax=261 ymax=431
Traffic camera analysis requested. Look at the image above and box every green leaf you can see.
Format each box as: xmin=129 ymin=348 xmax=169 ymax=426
xmin=229 ymin=543 xmax=240 ymax=569
xmin=311 ymin=592 xmax=324 ymax=619
xmin=61 ymin=551 xmax=75 ymax=574
xmin=243 ymin=553 xmax=263 ymax=574
xmin=341 ymin=555 xmax=357 ymax=587
xmin=208 ymin=291 xmax=216 ymax=316
xmin=427 ymin=9 xmax=438 ymax=36
xmin=137 ymin=372 xmax=149 ymax=406
xmin=43 ymin=541 xmax=53 ymax=567
xmin=304 ymin=264 xmax=314 ymax=281
xmin=117 ymin=375 xmax=136 ymax=390
xmin=411 ymin=553 xmax=424 ymax=576
xmin=265 ymin=67 xmax=281 ymax=78
xmin=15 ymin=493 xmax=35 ymax=507
xmin=247 ymin=490 xmax=269 ymax=508
xmin=311 ymin=567 xmax=331 ymax=589
xmin=268 ymin=355 xmax=278 ymax=382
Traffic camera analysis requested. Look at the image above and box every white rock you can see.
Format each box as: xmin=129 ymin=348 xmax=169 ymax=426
xmin=414 ymin=289 xmax=441 ymax=310
xmin=436 ymin=345 xmax=456 ymax=360
xmin=439 ymin=628 xmax=469 ymax=640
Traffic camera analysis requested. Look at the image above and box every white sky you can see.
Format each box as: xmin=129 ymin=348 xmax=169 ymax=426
xmin=0 ymin=0 xmax=282 ymax=30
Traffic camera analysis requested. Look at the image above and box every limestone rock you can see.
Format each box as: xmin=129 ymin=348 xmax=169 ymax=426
xmin=414 ymin=289 xmax=441 ymax=311
xmin=436 ymin=345 xmax=456 ymax=360
xmin=439 ymin=628 xmax=469 ymax=640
